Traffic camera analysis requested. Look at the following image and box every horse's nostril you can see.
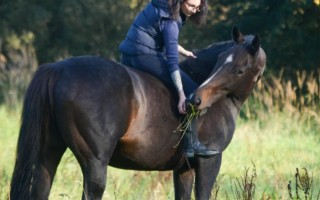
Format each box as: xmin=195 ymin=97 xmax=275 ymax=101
xmin=195 ymin=97 xmax=201 ymax=106
xmin=186 ymin=95 xmax=201 ymax=108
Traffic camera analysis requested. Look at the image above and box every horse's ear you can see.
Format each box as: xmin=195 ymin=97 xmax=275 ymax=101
xmin=232 ymin=26 xmax=245 ymax=44
xmin=246 ymin=34 xmax=260 ymax=56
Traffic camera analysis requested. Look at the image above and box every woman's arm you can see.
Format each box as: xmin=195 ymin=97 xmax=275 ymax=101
xmin=178 ymin=45 xmax=197 ymax=58
xmin=161 ymin=20 xmax=187 ymax=114
xmin=171 ymin=70 xmax=187 ymax=113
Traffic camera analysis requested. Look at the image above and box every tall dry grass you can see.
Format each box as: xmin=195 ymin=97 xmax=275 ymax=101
xmin=231 ymin=69 xmax=320 ymax=199
xmin=243 ymin=69 xmax=319 ymax=122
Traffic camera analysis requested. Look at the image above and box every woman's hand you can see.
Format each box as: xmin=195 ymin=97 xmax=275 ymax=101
xmin=183 ymin=50 xmax=197 ymax=58
xmin=178 ymin=45 xmax=197 ymax=58
xmin=177 ymin=91 xmax=187 ymax=114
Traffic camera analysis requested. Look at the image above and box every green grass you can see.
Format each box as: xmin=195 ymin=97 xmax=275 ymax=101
xmin=0 ymin=107 xmax=20 ymax=200
xmin=0 ymin=106 xmax=319 ymax=199
xmin=218 ymin=113 xmax=320 ymax=199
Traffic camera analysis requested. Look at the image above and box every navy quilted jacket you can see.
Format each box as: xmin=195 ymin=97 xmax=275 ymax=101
xmin=119 ymin=0 xmax=185 ymax=73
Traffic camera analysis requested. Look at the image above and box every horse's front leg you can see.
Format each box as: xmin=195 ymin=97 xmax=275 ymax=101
xmin=194 ymin=153 xmax=222 ymax=200
xmin=173 ymin=166 xmax=194 ymax=200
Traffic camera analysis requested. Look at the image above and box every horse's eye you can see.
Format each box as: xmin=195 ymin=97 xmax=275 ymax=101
xmin=235 ymin=69 xmax=243 ymax=76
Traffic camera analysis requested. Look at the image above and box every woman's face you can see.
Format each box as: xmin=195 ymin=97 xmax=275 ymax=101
xmin=181 ymin=0 xmax=201 ymax=17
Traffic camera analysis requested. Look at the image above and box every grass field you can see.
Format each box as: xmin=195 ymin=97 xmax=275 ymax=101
xmin=1 ymin=104 xmax=319 ymax=200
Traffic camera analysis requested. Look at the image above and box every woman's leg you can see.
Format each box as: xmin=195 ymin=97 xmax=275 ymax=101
xmin=180 ymin=70 xmax=198 ymax=97
xmin=121 ymin=54 xmax=198 ymax=96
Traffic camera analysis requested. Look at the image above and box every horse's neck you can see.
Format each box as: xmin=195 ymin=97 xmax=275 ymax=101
xmin=199 ymin=97 xmax=241 ymax=151
xmin=228 ymin=95 xmax=244 ymax=112
xmin=206 ymin=96 xmax=242 ymax=122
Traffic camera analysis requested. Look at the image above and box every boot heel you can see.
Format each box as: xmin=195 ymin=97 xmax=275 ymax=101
xmin=193 ymin=141 xmax=219 ymax=157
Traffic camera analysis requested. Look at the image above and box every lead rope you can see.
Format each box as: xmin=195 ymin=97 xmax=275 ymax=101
xmin=184 ymin=154 xmax=194 ymax=175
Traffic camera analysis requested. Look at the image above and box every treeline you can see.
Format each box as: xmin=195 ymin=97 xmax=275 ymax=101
xmin=0 ymin=0 xmax=319 ymax=105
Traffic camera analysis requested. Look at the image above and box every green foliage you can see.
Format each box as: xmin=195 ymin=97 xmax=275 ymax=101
xmin=181 ymin=1 xmax=320 ymax=71
xmin=1 ymin=0 xmax=319 ymax=69
xmin=1 ymin=0 xmax=319 ymax=107
xmin=0 ymin=0 xmax=147 ymax=63
xmin=0 ymin=31 xmax=38 ymax=106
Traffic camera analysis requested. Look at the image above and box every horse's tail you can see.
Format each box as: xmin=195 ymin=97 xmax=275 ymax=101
xmin=10 ymin=63 xmax=61 ymax=199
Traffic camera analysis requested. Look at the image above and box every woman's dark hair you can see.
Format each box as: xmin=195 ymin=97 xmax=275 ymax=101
xmin=189 ymin=0 xmax=208 ymax=25
xmin=168 ymin=0 xmax=208 ymax=25
xmin=168 ymin=0 xmax=181 ymax=20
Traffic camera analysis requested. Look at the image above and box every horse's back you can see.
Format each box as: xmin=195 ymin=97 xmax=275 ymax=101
xmin=52 ymin=56 xmax=134 ymax=123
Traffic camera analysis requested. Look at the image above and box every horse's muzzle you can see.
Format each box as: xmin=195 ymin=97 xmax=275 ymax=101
xmin=186 ymin=94 xmax=201 ymax=111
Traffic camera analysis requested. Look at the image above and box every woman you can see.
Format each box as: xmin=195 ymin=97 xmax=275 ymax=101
xmin=119 ymin=0 xmax=217 ymax=157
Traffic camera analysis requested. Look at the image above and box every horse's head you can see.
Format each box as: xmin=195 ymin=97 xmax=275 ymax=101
xmin=188 ymin=27 xmax=266 ymax=110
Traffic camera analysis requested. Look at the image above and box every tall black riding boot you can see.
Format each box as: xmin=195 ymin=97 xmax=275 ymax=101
xmin=184 ymin=118 xmax=219 ymax=158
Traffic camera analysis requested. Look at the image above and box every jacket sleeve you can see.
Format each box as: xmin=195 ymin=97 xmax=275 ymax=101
xmin=160 ymin=19 xmax=180 ymax=73
xmin=160 ymin=19 xmax=184 ymax=93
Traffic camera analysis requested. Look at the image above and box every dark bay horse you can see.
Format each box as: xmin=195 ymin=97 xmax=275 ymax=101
xmin=10 ymin=27 xmax=266 ymax=200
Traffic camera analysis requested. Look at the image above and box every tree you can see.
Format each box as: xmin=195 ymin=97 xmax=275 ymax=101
xmin=0 ymin=0 xmax=319 ymax=105
xmin=181 ymin=0 xmax=320 ymax=71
